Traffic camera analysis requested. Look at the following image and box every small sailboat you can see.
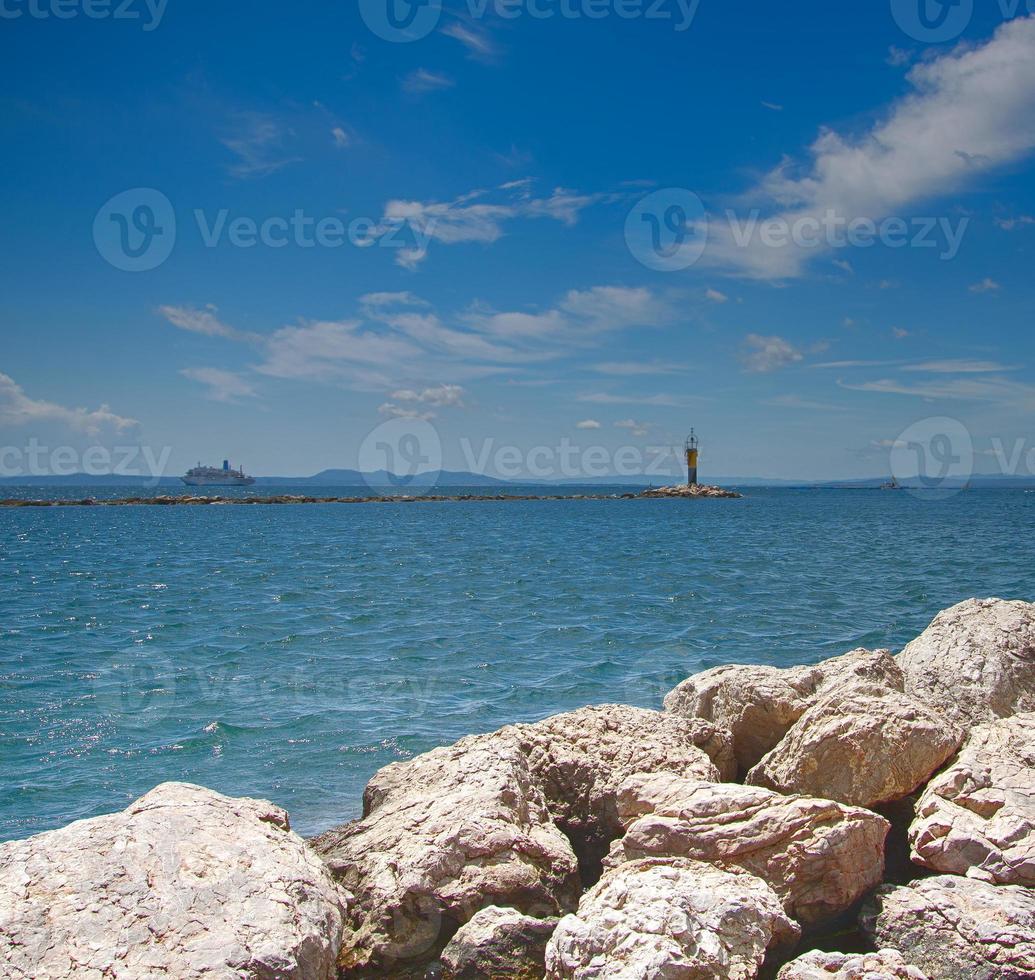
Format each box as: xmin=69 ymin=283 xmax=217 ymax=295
xmin=880 ymin=476 xmax=903 ymax=490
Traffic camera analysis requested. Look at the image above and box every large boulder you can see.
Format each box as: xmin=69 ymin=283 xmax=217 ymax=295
xmin=910 ymin=712 xmax=1035 ymax=885
xmin=311 ymin=733 xmax=580 ymax=975
xmin=861 ymin=875 xmax=1035 ymax=980
xmin=897 ymin=598 xmax=1035 ymax=728
xmin=508 ymin=704 xmax=734 ymax=879
xmin=545 ymin=857 xmax=799 ymax=980
xmin=745 ymin=688 xmax=962 ymax=808
xmin=664 ymin=648 xmax=903 ymax=772
xmin=0 ymin=782 xmax=347 ymax=980
xmin=607 ymin=773 xmax=888 ymax=925
xmin=776 ymin=949 xmax=929 ymax=979
xmin=440 ymin=906 xmax=557 ymax=980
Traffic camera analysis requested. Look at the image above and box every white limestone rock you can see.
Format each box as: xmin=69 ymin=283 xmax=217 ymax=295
xmin=861 ymin=874 xmax=1035 ymax=980
xmin=897 ymin=597 xmax=1035 ymax=728
xmin=544 ymin=857 xmax=799 ymax=979
xmin=745 ymin=688 xmax=962 ymax=808
xmin=664 ymin=648 xmax=903 ymax=772
xmin=0 ymin=782 xmax=347 ymax=980
xmin=440 ymin=905 xmax=557 ymax=980
xmin=509 ymin=704 xmax=734 ymax=852
xmin=910 ymin=712 xmax=1035 ymax=885
xmin=776 ymin=949 xmax=930 ymax=979
xmin=311 ymin=732 xmax=580 ymax=975
xmin=607 ymin=773 xmax=888 ymax=925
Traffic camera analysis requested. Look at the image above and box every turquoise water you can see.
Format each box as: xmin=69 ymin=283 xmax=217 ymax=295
xmin=2 ymin=487 xmax=1033 ymax=842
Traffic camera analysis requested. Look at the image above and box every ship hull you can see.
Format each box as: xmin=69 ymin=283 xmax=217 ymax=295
xmin=182 ymin=476 xmax=256 ymax=486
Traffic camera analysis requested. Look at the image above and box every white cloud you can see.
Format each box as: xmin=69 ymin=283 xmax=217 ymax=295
xmin=591 ymin=360 xmax=686 ymax=376
xmin=706 ymin=16 xmax=1035 ymax=279
xmin=904 ymin=359 xmax=1018 ymax=373
xmin=390 ymin=384 xmax=465 ymax=407
xmin=378 ymin=402 xmax=435 ymax=421
xmin=576 ymin=419 xmax=601 ymax=429
xmin=401 ymin=69 xmax=455 ymax=94
xmin=615 ymin=418 xmax=650 ymax=437
xmin=839 ymin=375 xmax=1035 ymax=410
xmin=331 ymin=126 xmax=350 ymax=148
xmin=969 ymin=277 xmax=1001 ymax=293
xmin=705 ymin=288 xmax=728 ymax=303
xmin=180 ymin=367 xmax=257 ymax=403
xmin=761 ymin=101 xmax=783 ymax=112
xmin=578 ymin=392 xmax=687 ymax=407
xmin=359 ymin=291 xmax=429 ymax=309
xmin=158 ymin=304 xmax=256 ymax=341
xmin=739 ymin=334 xmax=804 ymax=373
xmin=441 ymin=21 xmax=498 ymax=60
xmin=471 ymin=286 xmax=670 ymax=340
xmin=995 ymin=214 xmax=1035 ymax=230
xmin=220 ymin=112 xmax=301 ymax=179
xmin=0 ymin=372 xmax=137 ymax=436
xmin=892 ymin=327 xmax=910 ymax=339
xmin=378 ymin=182 xmax=601 ymax=267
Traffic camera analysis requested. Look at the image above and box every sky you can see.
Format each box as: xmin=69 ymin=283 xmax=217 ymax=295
xmin=2 ymin=0 xmax=1035 ymax=482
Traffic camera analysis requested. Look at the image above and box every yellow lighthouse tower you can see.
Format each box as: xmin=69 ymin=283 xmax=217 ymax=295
xmin=685 ymin=429 xmax=699 ymax=487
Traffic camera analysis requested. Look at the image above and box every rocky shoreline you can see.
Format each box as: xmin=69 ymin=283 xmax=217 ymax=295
xmin=0 ymin=484 xmax=741 ymax=507
xmin=2 ymin=597 xmax=1033 ymax=978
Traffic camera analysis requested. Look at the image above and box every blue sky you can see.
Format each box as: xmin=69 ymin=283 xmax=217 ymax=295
xmin=2 ymin=0 xmax=1035 ymax=481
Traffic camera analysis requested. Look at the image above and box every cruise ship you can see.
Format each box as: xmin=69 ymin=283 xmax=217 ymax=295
xmin=182 ymin=460 xmax=256 ymax=487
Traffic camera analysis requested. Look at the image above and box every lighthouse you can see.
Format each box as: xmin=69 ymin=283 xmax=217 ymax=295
xmin=685 ymin=429 xmax=699 ymax=487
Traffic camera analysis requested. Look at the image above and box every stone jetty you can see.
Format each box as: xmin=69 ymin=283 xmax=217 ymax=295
xmin=0 ymin=485 xmax=742 ymax=507
xmin=1 ymin=597 xmax=1033 ymax=978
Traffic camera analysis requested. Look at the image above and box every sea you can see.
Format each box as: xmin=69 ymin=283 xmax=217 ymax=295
xmin=2 ymin=485 xmax=1033 ymax=842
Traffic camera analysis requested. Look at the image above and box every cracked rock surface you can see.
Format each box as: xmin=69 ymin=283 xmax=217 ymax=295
xmin=776 ymin=949 xmax=930 ymax=979
xmin=910 ymin=712 xmax=1035 ymax=885
xmin=311 ymin=732 xmax=580 ymax=976
xmin=545 ymin=857 xmax=799 ymax=980
xmin=0 ymin=782 xmax=348 ymax=980
xmin=606 ymin=773 xmax=888 ymax=925
xmin=440 ymin=905 xmax=557 ymax=980
xmin=745 ymin=688 xmax=962 ymax=808
xmin=897 ymin=597 xmax=1035 ymax=728
xmin=664 ymin=648 xmax=903 ymax=772
xmin=862 ymin=874 xmax=1035 ymax=980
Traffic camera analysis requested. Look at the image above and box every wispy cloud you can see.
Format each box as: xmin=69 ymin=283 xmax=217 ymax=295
xmin=401 ymin=68 xmax=455 ymax=94
xmin=180 ymin=367 xmax=257 ymax=403
xmin=0 ymin=372 xmax=137 ymax=436
xmin=969 ymin=277 xmax=1001 ymax=293
xmin=158 ymin=304 xmax=259 ymax=342
xmin=839 ymin=375 xmax=1035 ymax=410
xmin=615 ymin=418 xmax=650 ymax=437
xmin=220 ymin=111 xmax=301 ymax=179
xmin=904 ymin=359 xmax=1019 ymax=373
xmin=995 ymin=214 xmax=1035 ymax=230
xmin=576 ymin=419 xmax=601 ymax=429
xmin=705 ymin=16 xmax=1035 ymax=278
xmin=578 ymin=392 xmax=689 ymax=407
xmin=590 ymin=359 xmax=686 ymax=376
xmin=739 ymin=334 xmax=804 ymax=373
xmin=378 ymin=181 xmax=603 ymax=267
xmin=441 ymin=21 xmax=498 ymax=61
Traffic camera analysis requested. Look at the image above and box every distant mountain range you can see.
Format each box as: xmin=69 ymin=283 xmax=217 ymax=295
xmin=2 ymin=470 xmax=1034 ymax=488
